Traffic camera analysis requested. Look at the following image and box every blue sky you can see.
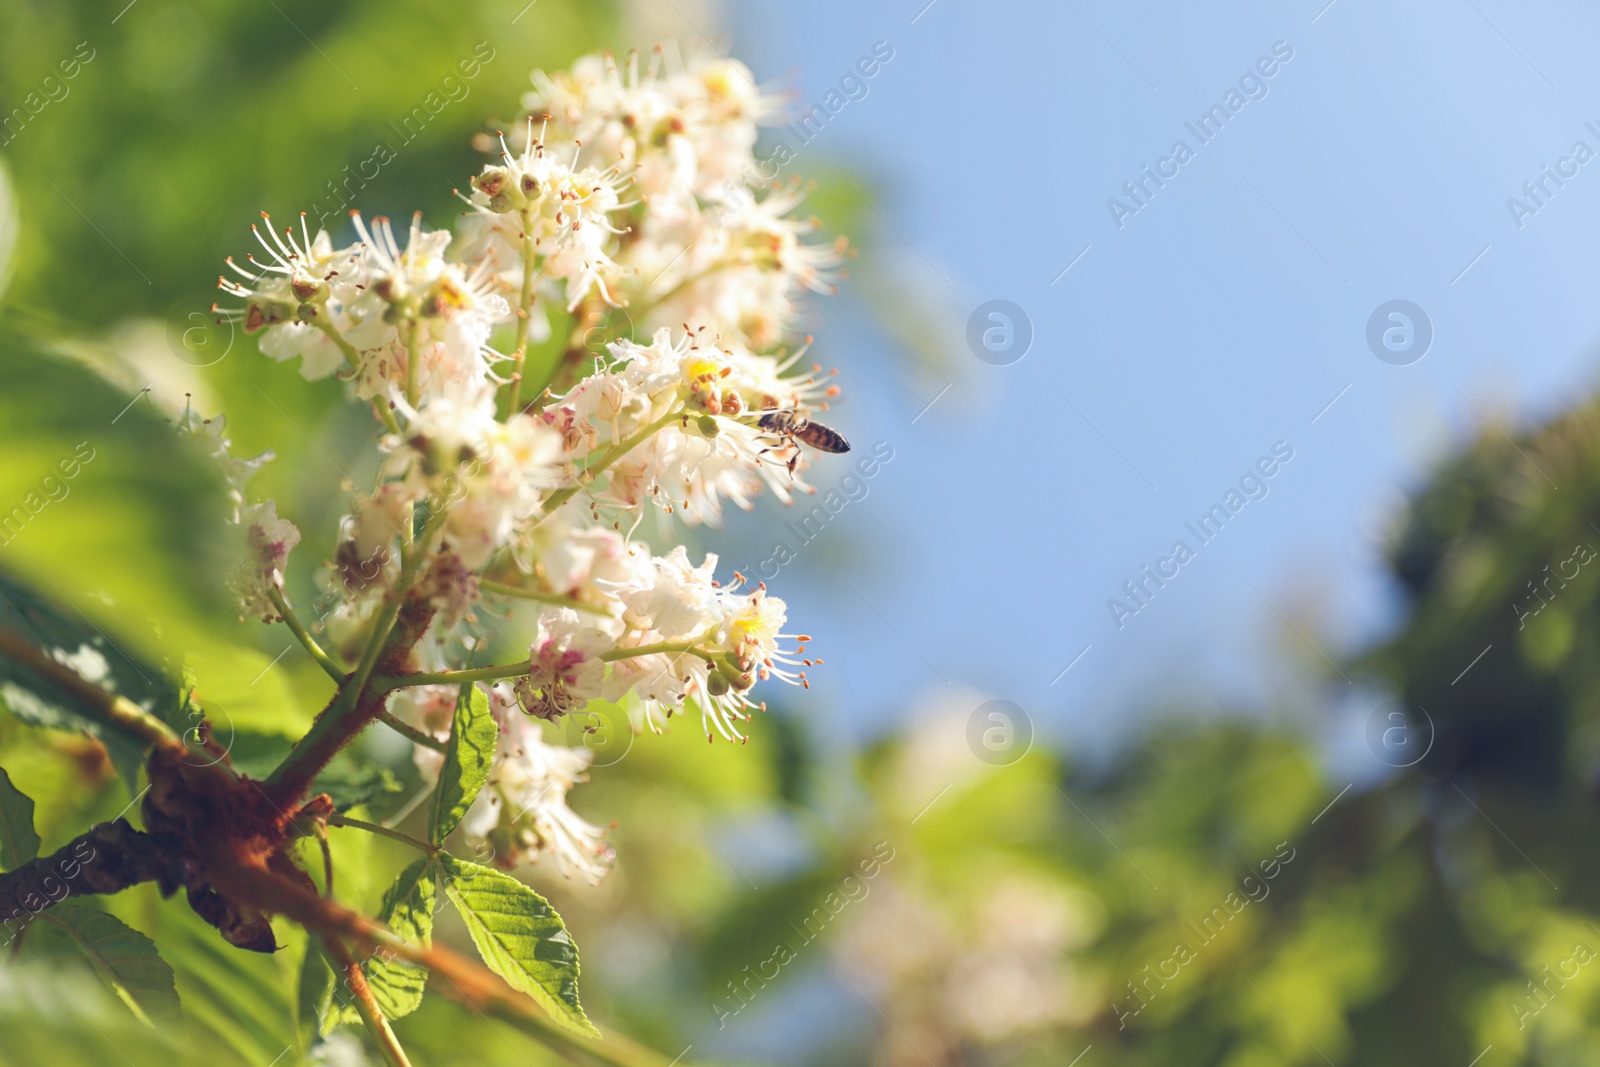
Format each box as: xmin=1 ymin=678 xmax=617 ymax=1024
xmin=680 ymin=0 xmax=1600 ymax=752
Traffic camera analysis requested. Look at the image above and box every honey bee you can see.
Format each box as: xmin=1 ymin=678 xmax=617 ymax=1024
xmin=756 ymin=410 xmax=850 ymax=472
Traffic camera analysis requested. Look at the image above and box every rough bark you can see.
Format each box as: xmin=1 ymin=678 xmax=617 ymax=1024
xmin=0 ymin=818 xmax=179 ymax=944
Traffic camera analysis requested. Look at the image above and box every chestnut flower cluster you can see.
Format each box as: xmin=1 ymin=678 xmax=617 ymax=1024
xmin=216 ymin=47 xmax=847 ymax=883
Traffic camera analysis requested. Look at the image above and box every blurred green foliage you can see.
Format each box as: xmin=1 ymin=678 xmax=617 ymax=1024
xmin=0 ymin=0 xmax=618 ymax=581
xmin=2 ymin=2 xmax=1599 ymax=1066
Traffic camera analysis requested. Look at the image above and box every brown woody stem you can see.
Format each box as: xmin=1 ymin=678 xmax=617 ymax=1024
xmin=325 ymin=936 xmax=415 ymax=1067
xmin=0 ymin=820 xmax=178 ymax=945
xmin=210 ymin=862 xmax=677 ymax=1067
xmin=262 ymin=597 xmax=436 ymax=806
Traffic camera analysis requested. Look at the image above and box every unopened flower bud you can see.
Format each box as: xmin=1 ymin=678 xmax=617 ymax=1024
xmin=243 ymin=300 xmax=291 ymax=333
xmin=473 ymin=166 xmax=510 ymax=197
xmin=291 ymin=276 xmax=329 ymax=303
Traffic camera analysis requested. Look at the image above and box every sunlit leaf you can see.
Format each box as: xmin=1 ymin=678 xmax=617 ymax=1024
xmin=439 ymin=854 xmax=597 ymax=1037
xmin=0 ymin=341 xmax=233 ymax=789
xmin=0 ymin=338 xmax=231 ymax=671
xmin=429 ymin=683 xmax=495 ymax=845
xmin=0 ymin=962 xmax=214 ymax=1067
xmin=362 ymin=856 xmax=437 ymax=1021
xmin=0 ymin=158 xmax=16 ymax=307
xmin=0 ymin=764 xmax=39 ymax=870
xmin=32 ymin=905 xmax=181 ymax=1026
xmin=0 ymin=567 xmax=181 ymax=789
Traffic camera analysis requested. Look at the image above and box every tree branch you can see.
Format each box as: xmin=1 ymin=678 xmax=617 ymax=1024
xmin=262 ymin=595 xmax=436 ymax=806
xmin=325 ymin=936 xmax=414 ymax=1067
xmin=0 ymin=630 xmax=179 ymax=749
xmin=208 ymin=861 xmax=679 ymax=1067
xmin=0 ymin=819 xmax=178 ymax=945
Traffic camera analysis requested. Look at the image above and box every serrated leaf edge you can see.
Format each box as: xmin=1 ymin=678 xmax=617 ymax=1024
xmin=439 ymin=854 xmax=599 ymax=1038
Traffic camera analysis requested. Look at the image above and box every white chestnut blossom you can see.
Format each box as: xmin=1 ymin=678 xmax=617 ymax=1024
xmin=512 ymin=608 xmax=611 ymax=721
xmin=457 ymin=126 xmax=633 ymax=312
xmin=524 ymin=49 xmax=778 ymax=211
xmin=394 ymin=684 xmax=613 ymax=883
xmin=215 ymin=42 xmax=848 ymax=883
xmin=552 ymin=327 xmax=814 ymax=524
xmin=386 ymin=400 xmax=566 ymax=569
xmin=214 ymin=213 xmax=366 ymax=381
xmin=462 ymin=689 xmax=615 ymax=882
xmin=598 ymin=549 xmax=813 ymax=741
xmin=348 ymin=213 xmax=510 ymax=402
xmin=513 ymin=518 xmax=652 ymax=608
xmin=638 ymin=181 xmax=847 ymax=351
xmin=173 ymin=407 xmax=273 ymax=523
xmin=235 ymin=500 xmax=299 ymax=622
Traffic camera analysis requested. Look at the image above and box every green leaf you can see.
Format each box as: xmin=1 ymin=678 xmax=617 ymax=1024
xmin=155 ymin=895 xmax=295 ymax=1059
xmin=0 ymin=158 xmax=16 ymax=307
xmin=362 ymin=856 xmax=437 ymax=1020
xmin=439 ymin=854 xmax=597 ymax=1037
xmin=429 ymin=683 xmax=496 ymax=844
xmin=0 ymin=568 xmax=182 ymax=792
xmin=222 ymin=732 xmax=400 ymax=812
xmin=0 ymin=765 xmax=40 ymax=870
xmin=0 ymin=342 xmax=231 ymax=681
xmin=296 ymin=938 xmax=336 ymax=1042
xmin=36 ymin=905 xmax=181 ymax=1025
xmin=313 ymin=751 xmax=403 ymax=812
